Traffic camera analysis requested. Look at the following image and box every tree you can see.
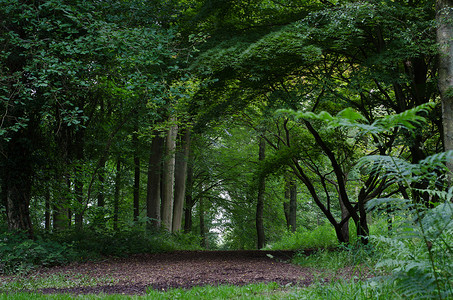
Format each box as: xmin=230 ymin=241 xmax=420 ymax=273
xmin=437 ymin=0 xmax=453 ymax=177
xmin=256 ymin=137 xmax=266 ymax=249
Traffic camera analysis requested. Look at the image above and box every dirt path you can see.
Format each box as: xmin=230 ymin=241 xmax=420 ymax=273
xmin=3 ymin=250 xmax=367 ymax=295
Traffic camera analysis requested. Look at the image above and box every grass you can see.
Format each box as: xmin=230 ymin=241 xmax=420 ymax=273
xmin=0 ymin=280 xmax=412 ymax=300
xmin=0 ymin=273 xmax=119 ymax=293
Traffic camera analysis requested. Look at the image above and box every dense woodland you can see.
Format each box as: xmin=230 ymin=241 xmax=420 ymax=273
xmin=0 ymin=1 xmax=452 ymax=296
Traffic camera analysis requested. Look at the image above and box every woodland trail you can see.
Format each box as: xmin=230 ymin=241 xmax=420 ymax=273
xmin=6 ymin=250 xmax=368 ymax=295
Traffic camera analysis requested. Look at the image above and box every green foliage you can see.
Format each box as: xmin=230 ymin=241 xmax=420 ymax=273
xmin=293 ymin=244 xmax=376 ymax=271
xmin=1 ymin=273 xmax=118 ymax=294
xmin=296 ymin=278 xmax=400 ymax=300
xmin=0 ymin=231 xmax=76 ymax=275
xmin=370 ymin=202 xmax=453 ymax=299
xmin=0 ymin=226 xmax=202 ymax=275
xmin=146 ymin=282 xmax=286 ymax=299
xmin=265 ymin=223 xmax=338 ymax=250
xmin=53 ymin=227 xmax=202 ymax=259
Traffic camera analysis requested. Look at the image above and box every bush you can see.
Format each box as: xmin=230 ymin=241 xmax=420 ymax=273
xmin=52 ymin=227 xmax=202 ymax=258
xmin=0 ymin=231 xmax=76 ymax=274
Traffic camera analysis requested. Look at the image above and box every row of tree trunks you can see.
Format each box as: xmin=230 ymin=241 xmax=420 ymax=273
xmin=145 ymin=119 xmax=191 ymax=233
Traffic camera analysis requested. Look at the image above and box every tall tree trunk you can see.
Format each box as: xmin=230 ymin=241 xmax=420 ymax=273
xmin=132 ymin=127 xmax=140 ymax=222
xmin=339 ymin=194 xmax=350 ymax=244
xmin=74 ymin=180 xmax=83 ymax=231
xmin=199 ymin=195 xmax=207 ymax=248
xmin=45 ymin=186 xmax=51 ymax=231
xmin=256 ymin=138 xmax=266 ymax=249
xmin=74 ymin=130 xmax=85 ymax=231
xmin=437 ymin=0 xmax=453 ymax=177
xmin=288 ymin=179 xmax=297 ymax=232
xmin=184 ymin=162 xmax=194 ymax=233
xmin=53 ymin=175 xmax=70 ymax=231
xmin=357 ymin=197 xmax=369 ymax=245
xmin=97 ymin=158 xmax=106 ymax=207
xmin=113 ymin=158 xmax=121 ymax=231
xmin=146 ymin=133 xmax=164 ymax=230
xmin=283 ymin=201 xmax=290 ymax=230
xmin=3 ymin=134 xmax=34 ymax=236
xmin=172 ymin=129 xmax=190 ymax=232
xmin=283 ymin=178 xmax=297 ymax=232
xmin=161 ymin=121 xmax=178 ymax=231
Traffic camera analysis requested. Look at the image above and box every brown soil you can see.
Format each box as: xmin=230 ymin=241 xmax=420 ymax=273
xmin=1 ymin=250 xmax=369 ymax=295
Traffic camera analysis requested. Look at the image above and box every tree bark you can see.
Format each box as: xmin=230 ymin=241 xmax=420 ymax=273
xmin=132 ymin=128 xmax=140 ymax=222
xmin=74 ymin=130 xmax=85 ymax=231
xmin=256 ymin=138 xmax=266 ymax=249
xmin=172 ymin=129 xmax=190 ymax=232
xmin=184 ymin=162 xmax=194 ymax=233
xmin=53 ymin=175 xmax=70 ymax=231
xmin=45 ymin=186 xmax=51 ymax=231
xmin=161 ymin=120 xmax=178 ymax=231
xmin=437 ymin=0 xmax=453 ymax=177
xmin=1 ymin=129 xmax=35 ymax=237
xmin=339 ymin=194 xmax=350 ymax=243
xmin=113 ymin=158 xmax=121 ymax=231
xmin=283 ymin=178 xmax=297 ymax=232
xmin=146 ymin=133 xmax=164 ymax=230
xmin=288 ymin=179 xmax=297 ymax=232
xmin=199 ymin=195 xmax=207 ymax=248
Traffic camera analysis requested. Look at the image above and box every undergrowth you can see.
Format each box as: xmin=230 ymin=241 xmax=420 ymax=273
xmin=264 ymin=223 xmax=338 ymax=250
xmin=0 ymin=227 xmax=201 ymax=275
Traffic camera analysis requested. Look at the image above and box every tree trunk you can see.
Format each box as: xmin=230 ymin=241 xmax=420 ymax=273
xmin=288 ymin=179 xmax=297 ymax=232
xmin=437 ymin=0 xmax=453 ymax=177
xmin=199 ymin=196 xmax=207 ymax=248
xmin=172 ymin=129 xmax=190 ymax=232
xmin=113 ymin=158 xmax=121 ymax=231
xmin=2 ymin=135 xmax=34 ymax=237
xmin=283 ymin=178 xmax=297 ymax=232
xmin=184 ymin=162 xmax=194 ymax=233
xmin=283 ymin=201 xmax=290 ymax=230
xmin=146 ymin=133 xmax=164 ymax=230
xmin=97 ymin=158 xmax=106 ymax=207
xmin=161 ymin=121 xmax=178 ymax=231
xmin=339 ymin=194 xmax=350 ymax=243
xmin=357 ymin=197 xmax=369 ymax=245
xmin=74 ymin=179 xmax=83 ymax=231
xmin=53 ymin=176 xmax=70 ymax=231
xmin=132 ymin=128 xmax=140 ymax=222
xmin=45 ymin=186 xmax=51 ymax=231
xmin=74 ymin=129 xmax=85 ymax=231
xmin=256 ymin=138 xmax=266 ymax=249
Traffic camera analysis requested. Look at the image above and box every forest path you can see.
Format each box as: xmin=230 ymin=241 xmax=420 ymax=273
xmin=13 ymin=250 xmax=366 ymax=295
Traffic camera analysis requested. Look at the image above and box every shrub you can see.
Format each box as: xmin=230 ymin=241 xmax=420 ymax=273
xmin=0 ymin=231 xmax=76 ymax=274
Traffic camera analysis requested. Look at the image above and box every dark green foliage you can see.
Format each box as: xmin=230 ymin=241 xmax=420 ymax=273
xmin=53 ymin=228 xmax=202 ymax=258
xmin=0 ymin=226 xmax=202 ymax=275
xmin=0 ymin=231 xmax=76 ymax=275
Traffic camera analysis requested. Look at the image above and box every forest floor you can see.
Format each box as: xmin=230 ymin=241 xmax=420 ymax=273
xmin=1 ymin=250 xmax=371 ymax=295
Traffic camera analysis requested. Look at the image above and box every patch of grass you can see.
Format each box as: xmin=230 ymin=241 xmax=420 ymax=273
xmin=295 ymin=278 xmax=405 ymax=300
xmin=0 ymin=283 xmax=300 ymax=300
xmin=0 ymin=272 xmax=119 ymax=293
xmin=292 ymin=243 xmax=377 ymax=271
xmin=146 ymin=282 xmax=296 ymax=299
